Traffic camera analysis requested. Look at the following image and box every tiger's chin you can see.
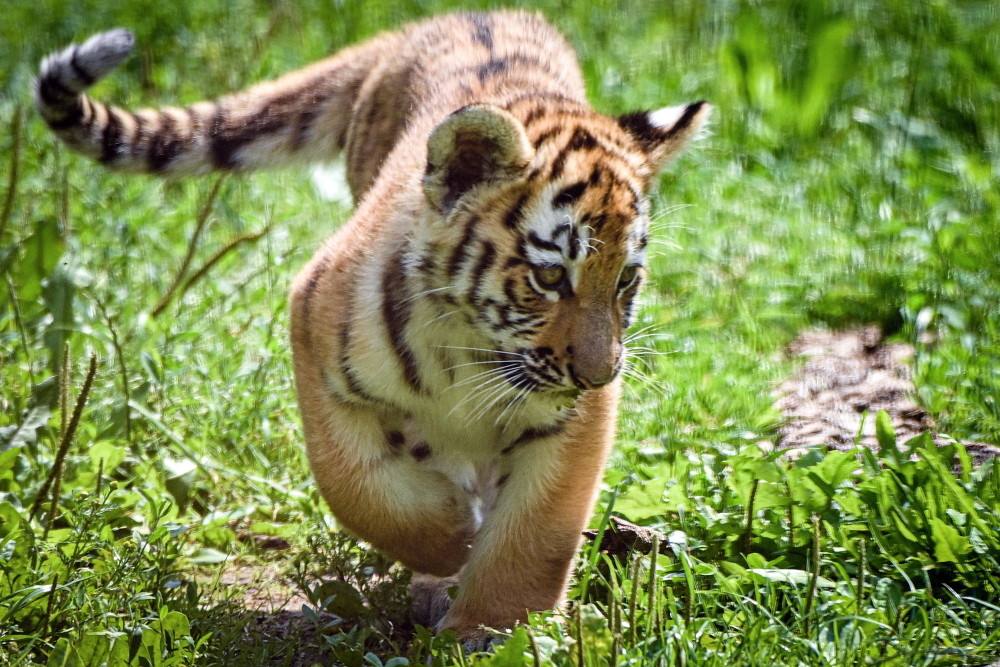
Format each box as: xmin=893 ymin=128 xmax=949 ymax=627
xmin=534 ymin=385 xmax=586 ymax=410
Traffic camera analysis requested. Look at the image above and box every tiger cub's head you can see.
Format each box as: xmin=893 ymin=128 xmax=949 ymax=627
xmin=421 ymin=100 xmax=710 ymax=399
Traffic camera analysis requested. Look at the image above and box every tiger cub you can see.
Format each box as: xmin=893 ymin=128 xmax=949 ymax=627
xmin=36 ymin=10 xmax=710 ymax=646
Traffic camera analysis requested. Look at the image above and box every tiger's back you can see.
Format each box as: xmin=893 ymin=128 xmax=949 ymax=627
xmin=36 ymin=11 xmax=710 ymax=646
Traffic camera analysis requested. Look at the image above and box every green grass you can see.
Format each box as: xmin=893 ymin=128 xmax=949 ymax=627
xmin=2 ymin=0 xmax=999 ymax=665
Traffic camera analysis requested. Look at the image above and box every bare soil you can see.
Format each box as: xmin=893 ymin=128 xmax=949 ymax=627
xmin=775 ymin=325 xmax=999 ymax=464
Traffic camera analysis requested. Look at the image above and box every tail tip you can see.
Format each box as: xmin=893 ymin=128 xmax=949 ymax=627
xmin=76 ymin=28 xmax=136 ymax=78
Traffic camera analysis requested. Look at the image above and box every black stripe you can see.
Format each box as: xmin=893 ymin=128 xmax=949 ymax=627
xmin=503 ymin=91 xmax=576 ymax=115
xmin=503 ymin=193 xmax=529 ymax=229
xmin=532 ymin=127 xmax=560 ymax=148
xmin=466 ymin=241 xmax=496 ymax=304
xmin=382 ymin=247 xmax=425 ymax=394
xmin=618 ymin=101 xmax=707 ymax=152
xmin=526 ymin=231 xmax=561 ymax=253
xmin=567 ymin=127 xmax=599 ymax=151
xmin=99 ymin=109 xmax=126 ymax=164
xmin=501 ymin=422 xmax=565 ymax=455
xmin=69 ymin=45 xmax=96 ymax=86
xmin=338 ymin=281 xmax=380 ymax=403
xmin=567 ymin=225 xmax=581 ymax=261
xmin=553 ymin=181 xmax=587 ymax=208
xmin=46 ymin=100 xmax=84 ymax=130
xmin=447 ymin=216 xmax=478 ymax=278
xmin=322 ymin=370 xmax=354 ymax=405
xmin=617 ymin=110 xmax=656 ymax=146
xmin=469 ymin=14 xmax=494 ymax=49
xmin=209 ymin=96 xmax=293 ymax=169
xmin=38 ymin=76 xmax=75 ymax=107
xmin=209 ymin=106 xmax=237 ymax=168
xmin=522 ymin=105 xmax=549 ymax=128
xmin=292 ymin=84 xmax=337 ymax=149
xmin=148 ymin=113 xmax=184 ymax=173
xmin=588 ymin=165 xmax=604 ymax=186
xmin=477 ymin=57 xmax=508 ymax=84
xmin=292 ymin=107 xmax=321 ymax=149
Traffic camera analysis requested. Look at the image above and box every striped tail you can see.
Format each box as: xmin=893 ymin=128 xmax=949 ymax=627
xmin=35 ymin=30 xmax=377 ymax=177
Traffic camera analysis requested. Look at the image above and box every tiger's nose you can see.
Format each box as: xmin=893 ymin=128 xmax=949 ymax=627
xmin=567 ymin=348 xmax=621 ymax=389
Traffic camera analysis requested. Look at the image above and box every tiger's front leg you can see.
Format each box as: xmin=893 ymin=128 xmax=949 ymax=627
xmin=440 ymin=386 xmax=620 ymax=644
xmin=302 ymin=402 xmax=478 ymax=577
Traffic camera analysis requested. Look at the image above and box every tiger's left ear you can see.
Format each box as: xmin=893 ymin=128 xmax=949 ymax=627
xmin=617 ymin=101 xmax=712 ymax=171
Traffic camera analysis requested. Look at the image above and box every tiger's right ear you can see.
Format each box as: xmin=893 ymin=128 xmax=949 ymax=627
xmin=424 ymin=105 xmax=534 ymax=213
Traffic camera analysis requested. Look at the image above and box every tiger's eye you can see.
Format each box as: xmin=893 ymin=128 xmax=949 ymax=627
xmin=618 ymin=265 xmax=639 ymax=289
xmin=534 ymin=265 xmax=567 ymax=290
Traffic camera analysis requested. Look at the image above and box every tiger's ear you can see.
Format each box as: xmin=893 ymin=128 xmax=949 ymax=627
xmin=617 ymin=101 xmax=712 ymax=171
xmin=424 ymin=104 xmax=534 ymax=213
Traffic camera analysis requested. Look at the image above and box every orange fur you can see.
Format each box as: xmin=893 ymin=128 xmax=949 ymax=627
xmin=37 ymin=11 xmax=710 ymax=643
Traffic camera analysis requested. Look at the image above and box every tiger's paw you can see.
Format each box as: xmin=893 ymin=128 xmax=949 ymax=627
xmin=456 ymin=628 xmax=502 ymax=654
xmin=409 ymin=573 xmax=459 ymax=629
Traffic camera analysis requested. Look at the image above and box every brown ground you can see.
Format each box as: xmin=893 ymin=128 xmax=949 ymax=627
xmin=201 ymin=562 xmax=336 ymax=666
xmin=775 ymin=325 xmax=999 ymax=464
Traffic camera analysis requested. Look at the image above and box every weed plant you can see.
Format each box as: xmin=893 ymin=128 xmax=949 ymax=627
xmin=1 ymin=1 xmax=998 ymax=665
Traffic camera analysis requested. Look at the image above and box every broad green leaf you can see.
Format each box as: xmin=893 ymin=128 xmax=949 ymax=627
xmin=930 ymin=518 xmax=970 ymax=563
xmin=875 ymin=410 xmax=901 ymax=465
xmin=0 ymin=376 xmax=57 ymax=452
xmin=484 ymin=625 xmax=531 ymax=664
xmin=41 ymin=255 xmax=77 ymax=373
xmin=187 ymin=548 xmax=229 ymax=565
xmin=9 ymin=216 xmax=64 ymax=305
xmin=316 ymin=579 xmax=366 ymax=620
xmin=155 ymin=610 xmax=191 ymax=640
xmin=615 ymin=476 xmax=668 ymax=521
xmin=747 ymin=568 xmax=836 ymax=588
xmin=798 ymin=19 xmax=854 ymax=137
xmin=88 ymin=441 xmax=127 ymax=471
xmin=74 ymin=633 xmax=112 ymax=666
xmin=45 ymin=638 xmax=83 ymax=667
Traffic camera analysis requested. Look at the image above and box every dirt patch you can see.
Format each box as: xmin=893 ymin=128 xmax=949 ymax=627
xmin=197 ymin=563 xmax=337 ymax=666
xmin=775 ymin=325 xmax=999 ymax=464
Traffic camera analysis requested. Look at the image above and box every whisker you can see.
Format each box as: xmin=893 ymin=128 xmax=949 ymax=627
xmin=413 ymin=308 xmax=460 ymax=335
xmin=442 ymin=359 xmax=522 ymax=373
xmin=450 ymin=364 xmax=519 ymax=389
xmin=649 ymin=203 xmax=692 ymax=222
xmin=464 ymin=376 xmax=516 ymax=421
xmin=623 ymin=321 xmax=671 ymax=344
xmin=473 ymin=380 xmax=521 ymax=422
xmin=403 ymin=285 xmax=455 ymax=304
xmin=449 ymin=371 xmax=517 ymax=416
xmin=436 ymin=345 xmax=528 ymax=359
xmin=495 ymin=379 xmax=534 ymax=425
xmin=449 ymin=364 xmax=523 ymax=413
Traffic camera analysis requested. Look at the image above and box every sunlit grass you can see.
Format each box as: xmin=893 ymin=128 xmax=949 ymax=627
xmin=1 ymin=0 xmax=998 ymax=664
